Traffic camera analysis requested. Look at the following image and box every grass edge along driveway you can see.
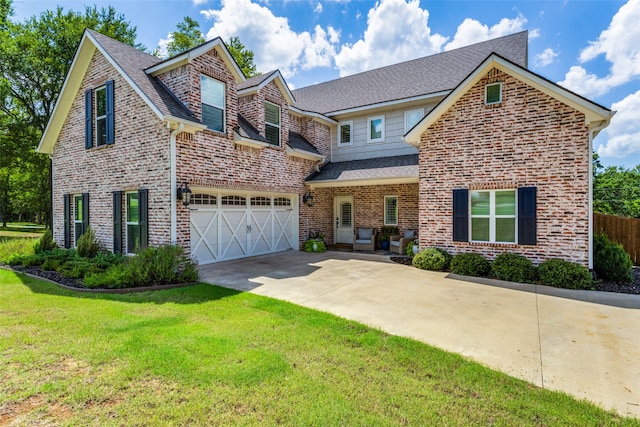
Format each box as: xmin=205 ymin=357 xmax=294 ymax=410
xmin=0 ymin=269 xmax=635 ymax=426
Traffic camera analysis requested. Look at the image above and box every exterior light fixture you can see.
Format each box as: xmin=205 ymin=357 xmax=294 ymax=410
xmin=303 ymin=191 xmax=314 ymax=207
xmin=177 ymin=182 xmax=192 ymax=206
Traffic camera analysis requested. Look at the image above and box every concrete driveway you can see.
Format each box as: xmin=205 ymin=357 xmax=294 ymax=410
xmin=199 ymin=250 xmax=640 ymax=418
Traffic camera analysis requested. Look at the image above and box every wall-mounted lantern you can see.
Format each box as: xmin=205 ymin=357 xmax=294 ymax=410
xmin=177 ymin=182 xmax=192 ymax=206
xmin=303 ymin=191 xmax=314 ymax=207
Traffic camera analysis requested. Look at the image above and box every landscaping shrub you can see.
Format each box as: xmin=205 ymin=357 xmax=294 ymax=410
xmin=83 ymin=245 xmax=198 ymax=289
xmin=406 ymin=241 xmax=417 ymax=258
xmin=537 ymin=259 xmax=592 ymax=290
xmin=450 ymin=253 xmax=491 ymax=277
xmin=58 ymin=259 xmax=103 ymax=279
xmin=76 ymin=226 xmax=100 ymax=258
xmin=491 ymin=253 xmax=536 ymax=283
xmin=0 ymin=237 xmax=37 ymax=264
xmin=594 ymin=233 xmax=633 ymax=283
xmin=303 ymin=239 xmax=327 ymax=253
xmin=33 ymin=229 xmax=57 ymax=254
xmin=413 ymin=247 xmax=447 ymax=271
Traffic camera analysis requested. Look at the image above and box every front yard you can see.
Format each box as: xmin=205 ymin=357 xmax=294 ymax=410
xmin=0 ymin=270 xmax=634 ymax=426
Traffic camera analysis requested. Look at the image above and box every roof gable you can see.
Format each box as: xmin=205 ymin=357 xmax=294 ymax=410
xmin=238 ymin=70 xmax=295 ymax=105
xmin=292 ymin=31 xmax=529 ymax=115
xmin=404 ymin=53 xmax=615 ymax=145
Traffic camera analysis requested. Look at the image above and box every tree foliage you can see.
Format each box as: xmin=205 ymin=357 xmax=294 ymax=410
xmin=0 ymin=1 xmax=139 ymax=225
xmin=593 ymin=154 xmax=640 ymax=218
xmin=227 ymin=36 xmax=260 ymax=78
xmin=165 ymin=16 xmax=205 ymax=57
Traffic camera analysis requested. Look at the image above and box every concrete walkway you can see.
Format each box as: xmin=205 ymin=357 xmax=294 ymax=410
xmin=199 ymin=250 xmax=640 ymax=418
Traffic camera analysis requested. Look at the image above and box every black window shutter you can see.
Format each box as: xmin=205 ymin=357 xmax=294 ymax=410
xmin=85 ymin=89 xmax=93 ymax=149
xmin=113 ymin=191 xmax=122 ymax=254
xmin=452 ymin=189 xmax=469 ymax=242
xmin=138 ymin=188 xmax=148 ymax=250
xmin=518 ymin=187 xmax=537 ymax=245
xmin=105 ymin=80 xmax=115 ymax=145
xmin=82 ymin=193 xmax=90 ymax=234
xmin=63 ymin=194 xmax=71 ymax=248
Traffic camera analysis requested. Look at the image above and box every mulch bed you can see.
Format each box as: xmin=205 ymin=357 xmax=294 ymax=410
xmin=390 ymin=257 xmax=640 ymax=295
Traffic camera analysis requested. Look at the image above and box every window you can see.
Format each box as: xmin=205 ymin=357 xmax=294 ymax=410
xmin=265 ymin=102 xmax=281 ymax=146
xmin=74 ymin=195 xmax=84 ymax=247
xmin=384 ymin=196 xmax=398 ymax=226
xmin=470 ymin=190 xmax=516 ymax=243
xmin=367 ymin=115 xmax=385 ymax=143
xmin=221 ymin=195 xmax=246 ymax=206
xmin=201 ymin=75 xmax=225 ymax=132
xmin=485 ymin=82 xmax=502 ymax=105
xmin=251 ymin=196 xmax=271 ymax=206
xmin=404 ymin=109 xmax=424 ymax=132
xmin=337 ymin=121 xmax=353 ymax=146
xmin=192 ymin=194 xmax=217 ymax=205
xmin=126 ymin=192 xmax=140 ymax=254
xmin=274 ymin=197 xmax=291 ymax=207
xmin=85 ymin=80 xmax=114 ymax=148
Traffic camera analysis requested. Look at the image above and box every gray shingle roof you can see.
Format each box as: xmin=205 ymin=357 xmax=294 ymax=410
xmin=87 ymin=29 xmax=198 ymax=123
xmin=288 ymin=131 xmax=320 ymax=154
xmin=306 ymin=154 xmax=418 ymax=182
xmin=238 ymin=70 xmax=278 ymax=91
xmin=236 ymin=114 xmax=267 ymax=142
xmin=292 ymin=31 xmax=528 ymax=114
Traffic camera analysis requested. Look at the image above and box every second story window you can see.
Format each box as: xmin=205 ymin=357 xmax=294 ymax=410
xmin=201 ymin=75 xmax=225 ymax=132
xmin=405 ymin=108 xmax=424 ymax=132
xmin=85 ymin=80 xmax=114 ymax=148
xmin=367 ymin=115 xmax=385 ymax=143
xmin=485 ymin=82 xmax=502 ymax=105
xmin=338 ymin=121 xmax=352 ymax=146
xmin=95 ymin=86 xmax=107 ymax=145
xmin=265 ymin=101 xmax=281 ymax=146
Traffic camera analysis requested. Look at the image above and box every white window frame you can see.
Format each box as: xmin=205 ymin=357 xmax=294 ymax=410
xmin=485 ymin=82 xmax=502 ymax=105
xmin=367 ymin=115 xmax=385 ymax=143
xmin=337 ymin=121 xmax=353 ymax=146
xmin=264 ymin=101 xmax=281 ymax=146
xmin=384 ymin=195 xmax=398 ymax=226
xmin=95 ymin=85 xmax=107 ymax=146
xmin=125 ymin=192 xmax=139 ymax=255
xmin=404 ymin=108 xmax=424 ymax=132
xmin=201 ymin=75 xmax=226 ymax=133
xmin=470 ymin=189 xmax=517 ymax=244
xmin=73 ymin=194 xmax=83 ymax=247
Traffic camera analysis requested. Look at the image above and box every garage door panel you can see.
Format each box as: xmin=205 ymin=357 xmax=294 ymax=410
xmin=190 ymin=210 xmax=219 ymax=265
xmin=274 ymin=209 xmax=294 ymax=251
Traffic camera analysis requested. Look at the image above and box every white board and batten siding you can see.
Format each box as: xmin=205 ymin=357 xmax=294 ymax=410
xmin=190 ymin=190 xmax=299 ymax=265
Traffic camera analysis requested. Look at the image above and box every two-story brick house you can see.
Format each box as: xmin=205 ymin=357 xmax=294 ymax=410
xmin=37 ymin=29 xmax=613 ymax=268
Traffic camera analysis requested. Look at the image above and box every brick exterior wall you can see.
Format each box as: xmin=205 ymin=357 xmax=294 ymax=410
xmin=306 ymin=184 xmax=419 ymax=244
xmin=52 ymin=51 xmax=173 ymax=251
xmin=418 ymin=68 xmax=591 ymax=266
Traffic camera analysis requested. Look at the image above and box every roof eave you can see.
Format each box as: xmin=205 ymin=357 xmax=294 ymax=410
xmin=288 ymin=106 xmax=337 ymax=126
xmin=286 ymin=146 xmax=325 ymax=162
xmin=237 ymin=70 xmax=295 ymax=105
xmin=307 ymin=176 xmax=418 ymax=189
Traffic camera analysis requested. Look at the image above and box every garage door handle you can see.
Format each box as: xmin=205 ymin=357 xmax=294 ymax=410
xmin=247 ymin=225 xmax=251 ymax=233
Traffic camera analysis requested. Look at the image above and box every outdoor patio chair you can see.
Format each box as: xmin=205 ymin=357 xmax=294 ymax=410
xmin=390 ymin=229 xmax=416 ymax=254
xmin=353 ymin=227 xmax=377 ymax=251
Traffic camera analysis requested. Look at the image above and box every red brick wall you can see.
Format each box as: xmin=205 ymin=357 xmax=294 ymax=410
xmin=52 ymin=51 xmax=172 ymax=251
xmin=418 ymin=68 xmax=590 ymax=265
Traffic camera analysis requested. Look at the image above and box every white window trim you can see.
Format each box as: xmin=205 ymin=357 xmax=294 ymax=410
xmin=265 ymin=101 xmax=281 ymax=146
xmin=95 ymin=85 xmax=106 ymax=146
xmin=201 ymin=75 xmax=226 ymax=133
xmin=485 ymin=82 xmax=502 ymax=105
xmin=73 ymin=194 xmax=83 ymax=248
xmin=367 ymin=115 xmax=385 ymax=143
xmin=404 ymin=108 xmax=424 ymax=133
xmin=337 ymin=121 xmax=353 ymax=146
xmin=384 ymin=195 xmax=398 ymax=226
xmin=470 ymin=189 xmax=517 ymax=244
xmin=125 ymin=191 xmax=139 ymax=255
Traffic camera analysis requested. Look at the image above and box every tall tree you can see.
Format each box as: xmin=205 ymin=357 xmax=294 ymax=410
xmin=165 ymin=16 xmax=205 ymax=57
xmin=0 ymin=1 xmax=140 ymax=225
xmin=227 ymin=36 xmax=259 ymax=78
xmin=593 ymin=164 xmax=640 ymax=218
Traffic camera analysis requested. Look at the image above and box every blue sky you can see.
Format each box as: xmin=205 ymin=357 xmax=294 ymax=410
xmin=12 ymin=0 xmax=640 ymax=168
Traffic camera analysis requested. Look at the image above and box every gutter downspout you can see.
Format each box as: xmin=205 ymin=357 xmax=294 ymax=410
xmin=588 ymin=117 xmax=613 ymax=270
xmin=170 ymin=123 xmax=184 ymax=244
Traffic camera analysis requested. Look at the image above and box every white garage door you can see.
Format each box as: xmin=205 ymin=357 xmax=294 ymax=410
xmin=190 ymin=191 xmax=298 ymax=264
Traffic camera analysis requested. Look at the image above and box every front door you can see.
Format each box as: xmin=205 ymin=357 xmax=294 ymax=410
xmin=334 ymin=196 xmax=353 ymax=244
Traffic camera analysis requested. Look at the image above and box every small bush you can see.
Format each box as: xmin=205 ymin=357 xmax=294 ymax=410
xmin=76 ymin=226 xmax=100 ymax=258
xmin=303 ymin=239 xmax=327 ymax=253
xmin=412 ymin=247 xmax=449 ymax=271
xmin=450 ymin=253 xmax=491 ymax=277
xmin=406 ymin=241 xmax=417 ymax=258
xmin=538 ymin=259 xmax=592 ymax=290
xmin=491 ymin=253 xmax=536 ymax=283
xmin=34 ymin=229 xmax=57 ymax=254
xmin=58 ymin=259 xmax=102 ymax=279
xmin=594 ymin=233 xmax=633 ymax=283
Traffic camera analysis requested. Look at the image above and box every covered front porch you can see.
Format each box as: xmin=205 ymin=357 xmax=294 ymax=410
xmin=301 ymin=154 xmax=419 ymax=251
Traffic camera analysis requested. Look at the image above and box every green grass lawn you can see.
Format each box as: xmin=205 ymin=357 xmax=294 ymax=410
xmin=0 ymin=270 xmax=635 ymax=426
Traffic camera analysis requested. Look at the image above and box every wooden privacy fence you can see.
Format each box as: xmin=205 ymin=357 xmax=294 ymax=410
xmin=593 ymin=213 xmax=640 ymax=265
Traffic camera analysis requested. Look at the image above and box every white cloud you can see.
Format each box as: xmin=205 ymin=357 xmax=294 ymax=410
xmin=334 ymin=0 xmax=447 ymax=76
xmin=314 ymin=2 xmax=323 ymax=14
xmin=597 ymin=90 xmax=640 ymax=158
xmin=444 ymin=14 xmax=528 ymax=50
xmin=193 ymin=0 xmax=208 ymax=5
xmin=559 ymin=0 xmax=640 ymax=97
xmin=156 ymin=33 xmax=172 ymax=58
xmin=201 ymin=0 xmax=339 ymax=78
xmin=535 ymin=47 xmax=559 ymax=67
